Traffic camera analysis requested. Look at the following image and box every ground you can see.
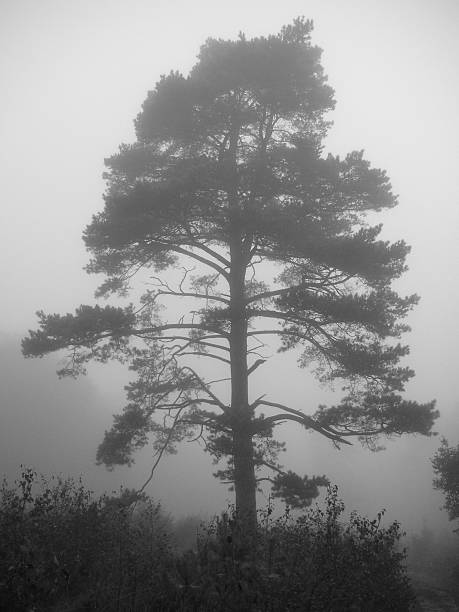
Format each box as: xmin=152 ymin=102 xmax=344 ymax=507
xmin=411 ymin=573 xmax=458 ymax=611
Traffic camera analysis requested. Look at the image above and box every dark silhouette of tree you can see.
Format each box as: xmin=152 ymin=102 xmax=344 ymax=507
xmin=23 ymin=18 xmax=437 ymax=534
xmin=432 ymin=438 xmax=459 ymax=523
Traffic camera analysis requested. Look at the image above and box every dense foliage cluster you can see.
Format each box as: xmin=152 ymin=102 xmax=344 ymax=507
xmin=0 ymin=470 xmax=414 ymax=611
xmin=432 ymin=438 xmax=459 ymax=523
xmin=183 ymin=485 xmax=415 ymax=611
xmin=0 ymin=469 xmax=174 ymax=611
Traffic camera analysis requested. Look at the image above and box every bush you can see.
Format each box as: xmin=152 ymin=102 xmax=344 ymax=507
xmin=175 ymin=486 xmax=415 ymax=611
xmin=0 ymin=468 xmax=176 ymax=610
xmin=0 ymin=472 xmax=414 ymax=610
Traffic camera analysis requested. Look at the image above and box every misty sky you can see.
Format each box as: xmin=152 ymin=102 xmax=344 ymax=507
xmin=1 ymin=0 xmax=458 ymax=532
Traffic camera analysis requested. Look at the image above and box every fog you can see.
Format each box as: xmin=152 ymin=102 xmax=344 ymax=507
xmin=1 ymin=0 xmax=458 ymax=538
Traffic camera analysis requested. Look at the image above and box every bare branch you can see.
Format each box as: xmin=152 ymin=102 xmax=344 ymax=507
xmin=187 ymin=423 xmax=205 ymax=443
xmin=181 ymin=365 xmax=229 ymax=413
xmin=185 ymin=239 xmax=231 ymax=268
xmin=152 ymin=397 xmax=224 ymax=411
xmin=206 ymin=376 xmax=231 ymax=385
xmin=157 ymin=335 xmax=230 ymax=352
xmin=178 ymin=351 xmax=231 ymax=365
xmin=259 ymin=460 xmax=285 ymax=475
xmin=247 ymin=359 xmax=266 ymax=375
xmin=249 ymin=311 xmax=339 ymax=349
xmin=152 ymin=289 xmax=230 ymax=306
xmin=136 ymin=400 xmax=187 ymax=496
xmin=157 ymin=242 xmax=230 ymax=280
xmin=178 ymin=265 xmax=194 ymax=293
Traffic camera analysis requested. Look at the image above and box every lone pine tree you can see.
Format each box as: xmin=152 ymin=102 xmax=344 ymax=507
xmin=23 ymin=18 xmax=437 ymax=532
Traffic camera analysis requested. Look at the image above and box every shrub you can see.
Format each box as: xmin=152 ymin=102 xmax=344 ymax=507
xmin=0 ymin=472 xmax=415 ymax=610
xmin=175 ymin=486 xmax=415 ymax=611
xmin=0 ymin=468 xmax=176 ymax=610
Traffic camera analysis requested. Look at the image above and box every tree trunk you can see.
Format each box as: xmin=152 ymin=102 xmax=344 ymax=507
xmin=226 ymin=120 xmax=257 ymax=537
xmin=229 ymin=232 xmax=257 ymax=536
xmin=233 ymin=425 xmax=257 ymax=532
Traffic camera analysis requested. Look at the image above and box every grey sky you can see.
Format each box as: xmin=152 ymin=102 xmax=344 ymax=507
xmin=1 ymin=0 xmax=458 ymax=531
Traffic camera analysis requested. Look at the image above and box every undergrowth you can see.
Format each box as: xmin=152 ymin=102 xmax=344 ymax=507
xmin=0 ymin=469 xmax=415 ymax=610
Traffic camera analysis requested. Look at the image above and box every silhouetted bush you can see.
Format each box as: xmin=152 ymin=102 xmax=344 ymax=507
xmin=0 ymin=471 xmax=415 ymax=610
xmin=176 ymin=485 xmax=415 ymax=611
xmin=0 ymin=468 xmax=176 ymax=610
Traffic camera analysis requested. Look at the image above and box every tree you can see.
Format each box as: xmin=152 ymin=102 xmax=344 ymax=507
xmin=432 ymin=438 xmax=459 ymax=523
xmin=23 ymin=18 xmax=437 ymax=535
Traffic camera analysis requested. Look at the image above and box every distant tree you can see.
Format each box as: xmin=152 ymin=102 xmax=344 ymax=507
xmin=22 ymin=18 xmax=437 ymax=535
xmin=432 ymin=438 xmax=459 ymax=523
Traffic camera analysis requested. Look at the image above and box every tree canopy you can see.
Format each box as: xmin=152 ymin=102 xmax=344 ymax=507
xmin=23 ymin=18 xmax=437 ymax=528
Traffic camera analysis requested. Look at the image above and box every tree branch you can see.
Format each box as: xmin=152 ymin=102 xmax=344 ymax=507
xmin=248 ymin=308 xmax=326 ymax=328
xmin=252 ymin=399 xmax=352 ymax=445
xmin=178 ymin=351 xmax=231 ymax=365
xmin=152 ymin=290 xmax=230 ymax=306
xmin=247 ymin=359 xmax=266 ymax=375
xmin=260 ymin=412 xmax=351 ymax=446
xmin=259 ymin=460 xmax=285 ymax=475
xmin=134 ymin=323 xmax=230 ymax=339
xmin=136 ymin=398 xmax=187 ymax=496
xmin=151 ymin=397 xmax=224 ymax=411
xmin=245 ymin=285 xmax=305 ymax=304
xmin=249 ymin=310 xmax=339 ymax=348
xmin=158 ymin=242 xmax=230 ymax=280
xmin=151 ymin=335 xmax=230 ymax=352
xmin=182 ymin=237 xmax=231 ymax=268
xmin=180 ymin=366 xmax=229 ymax=413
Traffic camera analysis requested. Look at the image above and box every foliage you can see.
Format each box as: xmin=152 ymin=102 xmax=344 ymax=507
xmin=174 ymin=485 xmax=415 ymax=611
xmin=0 ymin=468 xmax=175 ymax=611
xmin=432 ymin=438 xmax=459 ymax=523
xmin=271 ymin=470 xmax=329 ymax=509
xmin=0 ymin=471 xmax=415 ymax=610
xmin=22 ymin=17 xmax=437 ymax=516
